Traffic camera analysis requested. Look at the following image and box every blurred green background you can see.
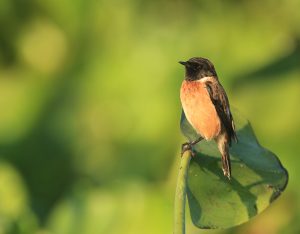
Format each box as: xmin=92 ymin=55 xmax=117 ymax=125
xmin=0 ymin=0 xmax=300 ymax=233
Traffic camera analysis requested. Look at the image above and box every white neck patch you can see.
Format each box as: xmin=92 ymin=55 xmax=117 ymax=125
xmin=197 ymin=76 xmax=215 ymax=83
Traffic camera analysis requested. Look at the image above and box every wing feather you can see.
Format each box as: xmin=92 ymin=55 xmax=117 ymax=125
xmin=205 ymin=81 xmax=238 ymax=145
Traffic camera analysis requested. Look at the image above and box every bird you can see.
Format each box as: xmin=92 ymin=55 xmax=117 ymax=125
xmin=179 ymin=57 xmax=238 ymax=179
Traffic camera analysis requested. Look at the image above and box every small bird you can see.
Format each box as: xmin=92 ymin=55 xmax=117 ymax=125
xmin=179 ymin=57 xmax=238 ymax=179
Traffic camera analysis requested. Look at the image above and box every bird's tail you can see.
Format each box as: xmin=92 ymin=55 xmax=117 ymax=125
xmin=221 ymin=149 xmax=231 ymax=179
xmin=216 ymin=133 xmax=231 ymax=179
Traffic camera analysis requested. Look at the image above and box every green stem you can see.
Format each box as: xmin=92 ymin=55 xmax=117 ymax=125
xmin=174 ymin=150 xmax=192 ymax=234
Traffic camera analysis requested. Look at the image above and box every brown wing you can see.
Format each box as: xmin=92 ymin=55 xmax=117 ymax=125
xmin=205 ymin=81 xmax=238 ymax=146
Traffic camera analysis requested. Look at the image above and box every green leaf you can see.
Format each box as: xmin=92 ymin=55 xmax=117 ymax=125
xmin=180 ymin=109 xmax=288 ymax=229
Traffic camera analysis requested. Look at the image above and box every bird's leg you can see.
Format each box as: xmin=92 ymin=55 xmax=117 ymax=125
xmin=190 ymin=137 xmax=203 ymax=146
xmin=181 ymin=137 xmax=203 ymax=157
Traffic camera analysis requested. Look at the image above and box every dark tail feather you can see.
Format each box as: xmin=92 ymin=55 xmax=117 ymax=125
xmin=221 ymin=151 xmax=231 ymax=179
xmin=216 ymin=134 xmax=231 ymax=179
xmin=230 ymin=118 xmax=238 ymax=145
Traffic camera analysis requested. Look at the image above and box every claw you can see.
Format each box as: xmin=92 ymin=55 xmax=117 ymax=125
xmin=181 ymin=137 xmax=203 ymax=157
xmin=181 ymin=142 xmax=196 ymax=157
xmin=181 ymin=142 xmax=191 ymax=156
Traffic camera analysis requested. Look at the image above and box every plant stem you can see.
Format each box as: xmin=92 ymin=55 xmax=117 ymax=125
xmin=174 ymin=150 xmax=192 ymax=234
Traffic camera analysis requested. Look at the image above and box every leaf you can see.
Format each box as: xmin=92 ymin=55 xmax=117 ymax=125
xmin=180 ymin=109 xmax=288 ymax=229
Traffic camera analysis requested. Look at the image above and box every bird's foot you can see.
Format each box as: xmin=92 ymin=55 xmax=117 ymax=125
xmin=181 ymin=142 xmax=196 ymax=157
xmin=181 ymin=137 xmax=202 ymax=157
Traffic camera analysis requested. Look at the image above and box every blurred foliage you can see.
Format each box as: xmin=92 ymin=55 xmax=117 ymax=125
xmin=0 ymin=0 xmax=300 ymax=233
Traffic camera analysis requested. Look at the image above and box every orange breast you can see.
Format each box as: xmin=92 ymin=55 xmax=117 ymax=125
xmin=180 ymin=80 xmax=221 ymax=140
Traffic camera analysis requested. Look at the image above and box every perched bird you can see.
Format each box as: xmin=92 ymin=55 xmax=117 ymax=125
xmin=179 ymin=57 xmax=238 ymax=179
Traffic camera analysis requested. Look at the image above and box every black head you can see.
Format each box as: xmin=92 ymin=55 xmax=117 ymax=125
xmin=179 ymin=57 xmax=217 ymax=81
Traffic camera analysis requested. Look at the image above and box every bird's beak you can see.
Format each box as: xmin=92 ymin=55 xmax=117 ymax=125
xmin=179 ymin=61 xmax=188 ymax=66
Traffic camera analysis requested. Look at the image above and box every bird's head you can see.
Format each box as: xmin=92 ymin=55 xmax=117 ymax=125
xmin=179 ymin=57 xmax=217 ymax=81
